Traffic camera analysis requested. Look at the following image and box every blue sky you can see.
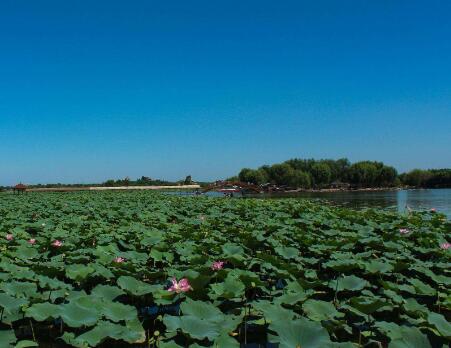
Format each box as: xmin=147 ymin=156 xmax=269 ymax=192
xmin=1 ymin=1 xmax=450 ymax=185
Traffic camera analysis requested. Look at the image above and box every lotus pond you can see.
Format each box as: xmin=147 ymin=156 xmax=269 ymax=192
xmin=0 ymin=191 xmax=450 ymax=347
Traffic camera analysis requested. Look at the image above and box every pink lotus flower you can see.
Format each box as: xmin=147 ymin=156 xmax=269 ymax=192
xmin=52 ymin=240 xmax=63 ymax=247
xmin=399 ymin=228 xmax=410 ymax=234
xmin=430 ymin=208 xmax=436 ymax=213
xmin=6 ymin=234 xmax=13 ymax=241
xmin=440 ymin=242 xmax=450 ymax=250
xmin=114 ymin=257 xmax=125 ymax=263
xmin=28 ymin=239 xmax=36 ymax=245
xmin=168 ymin=278 xmax=192 ymax=293
xmin=211 ymin=261 xmax=225 ymax=271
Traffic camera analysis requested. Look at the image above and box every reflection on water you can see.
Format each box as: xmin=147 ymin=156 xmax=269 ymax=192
xmin=253 ymin=189 xmax=451 ymax=218
xmin=165 ymin=189 xmax=451 ymax=218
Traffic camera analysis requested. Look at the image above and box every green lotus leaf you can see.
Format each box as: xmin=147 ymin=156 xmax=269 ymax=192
xmin=427 ymin=312 xmax=451 ymax=338
xmin=13 ymin=245 xmax=39 ymax=260
xmin=0 ymin=329 xmax=16 ymax=346
xmin=407 ymin=278 xmax=437 ymax=296
xmin=141 ymin=230 xmax=164 ymax=246
xmin=364 ymin=260 xmax=394 ymax=274
xmin=117 ymin=276 xmax=158 ymax=296
xmin=179 ymin=316 xmax=221 ymax=340
xmin=66 ymin=264 xmax=95 ymax=282
xmin=15 ymin=341 xmax=39 ymax=348
xmin=402 ymin=298 xmax=429 ymax=318
xmin=91 ymin=263 xmax=115 ymax=279
xmin=12 ymin=268 xmax=36 ymax=281
xmin=37 ymin=275 xmax=72 ymax=290
xmin=210 ymin=276 xmax=245 ymax=299
xmin=159 ymin=340 xmax=183 ymax=348
xmin=75 ymin=320 xmax=125 ymax=346
xmin=66 ymin=290 xmax=89 ymax=301
xmin=1 ymin=281 xmax=38 ymax=298
xmin=102 ymin=301 xmax=137 ymax=322
xmin=91 ymin=285 xmax=125 ymax=301
xmin=387 ymin=326 xmax=431 ymax=348
xmin=330 ymin=275 xmax=368 ymax=292
xmin=25 ymin=302 xmax=60 ymax=322
xmin=374 ymin=320 xmax=401 ymax=336
xmin=253 ymin=301 xmax=297 ymax=323
xmin=73 ymin=295 xmax=103 ymax=311
xmin=222 ymin=243 xmax=245 ymax=260
xmin=213 ymin=333 xmax=240 ymax=348
xmin=323 ymin=259 xmax=361 ymax=272
xmin=349 ymin=296 xmax=388 ymax=314
xmin=285 ymin=280 xmax=306 ymax=293
xmin=60 ymin=301 xmax=100 ymax=328
xmin=270 ymin=317 xmax=333 ymax=348
xmin=180 ymin=298 xmax=223 ymax=321
xmin=274 ymin=246 xmax=299 ymax=259
xmin=382 ymin=289 xmax=404 ymax=304
xmin=164 ymin=314 xmax=221 ymax=340
xmin=221 ymin=313 xmax=244 ymax=333
xmin=1 ymin=308 xmax=22 ymax=325
xmin=163 ymin=315 xmax=182 ymax=333
xmin=302 ymin=299 xmax=344 ymax=321
xmin=60 ymin=332 xmax=88 ymax=348
xmin=0 ymin=293 xmax=28 ymax=313
xmin=275 ymin=291 xmax=311 ymax=305
xmin=121 ymin=318 xmax=146 ymax=343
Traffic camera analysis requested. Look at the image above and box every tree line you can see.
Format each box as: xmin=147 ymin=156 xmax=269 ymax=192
xmin=20 ymin=176 xmax=197 ymax=189
xmin=231 ymin=158 xmax=451 ymax=189
xmin=399 ymin=169 xmax=451 ymax=188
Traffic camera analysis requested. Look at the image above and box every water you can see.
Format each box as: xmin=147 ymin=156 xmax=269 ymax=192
xmin=166 ymin=189 xmax=451 ymax=218
xmin=252 ymin=189 xmax=451 ymax=218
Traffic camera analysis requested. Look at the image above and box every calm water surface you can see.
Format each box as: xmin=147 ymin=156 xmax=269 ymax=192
xmin=168 ymin=189 xmax=451 ymax=218
xmin=253 ymin=189 xmax=451 ymax=218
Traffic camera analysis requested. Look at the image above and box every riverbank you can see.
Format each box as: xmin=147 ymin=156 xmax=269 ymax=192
xmin=284 ymin=186 xmax=402 ymax=193
xmin=24 ymin=185 xmax=201 ymax=192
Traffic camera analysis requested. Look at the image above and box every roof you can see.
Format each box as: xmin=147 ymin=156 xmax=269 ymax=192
xmin=14 ymin=183 xmax=27 ymax=189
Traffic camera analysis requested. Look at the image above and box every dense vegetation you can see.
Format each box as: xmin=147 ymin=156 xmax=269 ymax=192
xmin=233 ymin=158 xmax=451 ymax=189
xmin=24 ymin=176 xmax=202 ymax=189
xmin=399 ymin=169 xmax=451 ymax=189
xmin=0 ymin=191 xmax=449 ymax=347
xmin=234 ymin=158 xmax=399 ymax=188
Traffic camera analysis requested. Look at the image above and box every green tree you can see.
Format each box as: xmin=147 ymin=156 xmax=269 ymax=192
xmin=311 ymin=163 xmax=332 ymax=187
xmin=402 ymin=169 xmax=430 ymax=187
xmin=239 ymin=168 xmax=268 ymax=185
xmin=268 ymin=163 xmax=295 ymax=186
xmin=286 ymin=170 xmax=312 ymax=188
xmin=377 ymin=166 xmax=398 ymax=186
xmin=347 ymin=161 xmax=379 ymax=187
xmin=104 ymin=179 xmax=115 ymax=187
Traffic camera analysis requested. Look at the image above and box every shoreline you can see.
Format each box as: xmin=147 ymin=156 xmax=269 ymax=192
xmin=284 ymin=187 xmax=402 ymax=193
xmin=24 ymin=185 xmax=201 ymax=192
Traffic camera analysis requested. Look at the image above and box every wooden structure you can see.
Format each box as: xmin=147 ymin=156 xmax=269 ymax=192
xmin=13 ymin=183 xmax=27 ymax=194
xmin=202 ymin=181 xmax=262 ymax=194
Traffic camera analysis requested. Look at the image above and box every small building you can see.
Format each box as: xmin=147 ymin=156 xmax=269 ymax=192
xmin=13 ymin=183 xmax=28 ymax=194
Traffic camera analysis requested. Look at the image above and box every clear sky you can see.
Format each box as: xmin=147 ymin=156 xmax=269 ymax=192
xmin=1 ymin=1 xmax=450 ymax=185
